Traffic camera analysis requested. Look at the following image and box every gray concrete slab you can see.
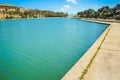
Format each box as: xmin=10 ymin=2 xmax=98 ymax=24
xmin=62 ymin=20 xmax=120 ymax=80
xmin=84 ymin=23 xmax=120 ymax=80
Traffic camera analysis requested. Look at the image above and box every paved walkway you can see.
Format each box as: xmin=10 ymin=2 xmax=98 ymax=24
xmin=84 ymin=23 xmax=120 ymax=80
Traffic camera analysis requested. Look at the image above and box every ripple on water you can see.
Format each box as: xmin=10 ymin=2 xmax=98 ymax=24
xmin=0 ymin=18 xmax=108 ymax=80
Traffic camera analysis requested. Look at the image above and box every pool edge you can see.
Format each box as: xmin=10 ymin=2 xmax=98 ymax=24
xmin=61 ymin=20 xmax=111 ymax=80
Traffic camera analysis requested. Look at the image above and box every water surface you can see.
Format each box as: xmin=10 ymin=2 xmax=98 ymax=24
xmin=0 ymin=18 xmax=108 ymax=80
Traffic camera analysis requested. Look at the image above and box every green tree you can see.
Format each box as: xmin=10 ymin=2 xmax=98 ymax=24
xmin=98 ymin=6 xmax=112 ymax=19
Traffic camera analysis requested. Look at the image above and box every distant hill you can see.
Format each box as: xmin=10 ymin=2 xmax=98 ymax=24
xmin=0 ymin=4 xmax=68 ymax=19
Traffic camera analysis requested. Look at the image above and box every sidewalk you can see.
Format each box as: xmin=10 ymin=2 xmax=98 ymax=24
xmin=84 ymin=23 xmax=120 ymax=80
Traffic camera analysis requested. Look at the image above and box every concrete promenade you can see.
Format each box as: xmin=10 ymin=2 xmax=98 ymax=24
xmin=62 ymin=20 xmax=120 ymax=80
xmin=84 ymin=23 xmax=120 ymax=80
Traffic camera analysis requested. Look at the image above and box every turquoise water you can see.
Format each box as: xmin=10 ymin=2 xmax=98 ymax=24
xmin=0 ymin=18 xmax=108 ymax=80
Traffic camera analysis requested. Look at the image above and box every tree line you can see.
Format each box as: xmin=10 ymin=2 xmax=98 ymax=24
xmin=77 ymin=4 xmax=120 ymax=20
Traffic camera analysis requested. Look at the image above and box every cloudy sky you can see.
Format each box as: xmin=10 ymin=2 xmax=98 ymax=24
xmin=0 ymin=0 xmax=120 ymax=14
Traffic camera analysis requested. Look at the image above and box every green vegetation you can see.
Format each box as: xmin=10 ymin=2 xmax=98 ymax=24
xmin=19 ymin=10 xmax=68 ymax=18
xmin=40 ymin=11 xmax=68 ymax=17
xmin=80 ymin=26 xmax=111 ymax=80
xmin=4 ymin=10 xmax=67 ymax=19
xmin=77 ymin=4 xmax=120 ymax=20
xmin=0 ymin=4 xmax=68 ymax=19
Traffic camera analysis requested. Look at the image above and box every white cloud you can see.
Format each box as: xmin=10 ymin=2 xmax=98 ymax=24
xmin=67 ymin=0 xmax=77 ymax=4
xmin=63 ymin=5 xmax=70 ymax=9
xmin=60 ymin=5 xmax=70 ymax=12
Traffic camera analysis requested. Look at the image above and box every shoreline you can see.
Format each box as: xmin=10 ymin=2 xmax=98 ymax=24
xmin=0 ymin=17 xmax=68 ymax=21
xmin=1 ymin=17 xmax=120 ymax=22
xmin=83 ymin=20 xmax=120 ymax=80
xmin=76 ymin=18 xmax=120 ymax=23
xmin=62 ymin=19 xmax=116 ymax=80
xmin=0 ymin=18 xmax=119 ymax=80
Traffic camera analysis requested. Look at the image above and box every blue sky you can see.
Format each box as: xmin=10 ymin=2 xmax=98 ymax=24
xmin=0 ymin=0 xmax=120 ymax=14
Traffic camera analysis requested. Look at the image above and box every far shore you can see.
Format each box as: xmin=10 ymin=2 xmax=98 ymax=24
xmin=0 ymin=17 xmax=67 ymax=21
xmin=1 ymin=17 xmax=120 ymax=24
